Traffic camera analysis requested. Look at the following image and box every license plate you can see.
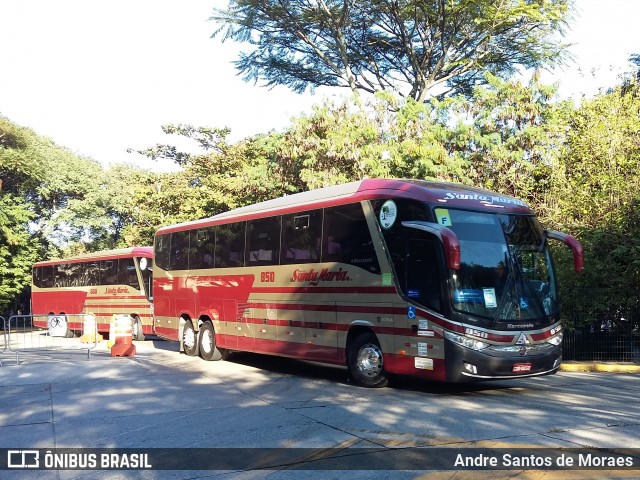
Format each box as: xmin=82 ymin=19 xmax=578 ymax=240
xmin=512 ymin=363 xmax=532 ymax=373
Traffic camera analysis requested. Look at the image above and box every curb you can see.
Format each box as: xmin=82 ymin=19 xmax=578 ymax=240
xmin=560 ymin=361 xmax=640 ymax=373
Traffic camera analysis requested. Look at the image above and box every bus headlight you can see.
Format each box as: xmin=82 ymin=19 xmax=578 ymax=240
xmin=444 ymin=331 xmax=490 ymax=351
xmin=547 ymin=333 xmax=563 ymax=346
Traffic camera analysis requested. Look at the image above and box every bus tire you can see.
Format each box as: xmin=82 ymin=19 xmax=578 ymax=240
xmin=132 ymin=315 xmax=145 ymax=341
xmin=182 ymin=319 xmax=198 ymax=356
xmin=198 ymin=321 xmax=222 ymax=361
xmin=347 ymin=332 xmax=389 ymax=388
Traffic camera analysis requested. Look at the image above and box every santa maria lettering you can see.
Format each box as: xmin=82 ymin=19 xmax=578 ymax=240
xmin=105 ymin=287 xmax=130 ymax=295
xmin=442 ymin=192 xmax=527 ymax=207
xmin=290 ymin=268 xmax=350 ymax=286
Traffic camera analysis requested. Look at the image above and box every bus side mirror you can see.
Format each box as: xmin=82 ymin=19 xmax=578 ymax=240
xmin=545 ymin=230 xmax=584 ymax=273
xmin=401 ymin=221 xmax=461 ymax=270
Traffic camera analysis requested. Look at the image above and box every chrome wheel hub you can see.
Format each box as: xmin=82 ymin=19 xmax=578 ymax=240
xmin=357 ymin=344 xmax=383 ymax=377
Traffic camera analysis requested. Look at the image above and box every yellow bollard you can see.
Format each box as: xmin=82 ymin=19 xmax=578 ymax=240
xmin=107 ymin=315 xmax=117 ymax=348
xmin=80 ymin=314 xmax=103 ymax=344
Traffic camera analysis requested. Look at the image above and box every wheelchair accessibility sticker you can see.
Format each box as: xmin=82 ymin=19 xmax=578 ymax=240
xmin=407 ymin=306 xmax=416 ymax=319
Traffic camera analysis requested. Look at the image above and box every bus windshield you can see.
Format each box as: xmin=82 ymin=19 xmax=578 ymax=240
xmin=441 ymin=209 xmax=558 ymax=324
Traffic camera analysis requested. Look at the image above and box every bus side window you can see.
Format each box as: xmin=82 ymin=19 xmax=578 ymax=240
xmin=54 ymin=264 xmax=69 ymax=287
xmin=170 ymin=231 xmax=190 ymax=271
xmin=155 ymin=233 xmax=171 ymax=271
xmin=323 ymin=203 xmax=380 ymax=274
xmin=281 ymin=211 xmax=322 ymax=264
xmin=67 ymin=262 xmax=83 ymax=287
xmin=404 ymin=237 xmax=443 ymax=313
xmin=101 ymin=260 xmax=117 ymax=285
xmin=85 ymin=261 xmax=100 ymax=285
xmin=247 ymin=216 xmax=281 ymax=266
xmin=118 ymin=258 xmax=140 ymax=289
xmin=190 ymin=227 xmax=216 ymax=269
xmin=36 ymin=265 xmax=54 ymax=288
xmin=216 ymin=222 xmax=245 ymax=268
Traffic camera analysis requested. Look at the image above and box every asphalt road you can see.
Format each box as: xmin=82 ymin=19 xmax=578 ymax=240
xmin=1 ymin=337 xmax=639 ymax=480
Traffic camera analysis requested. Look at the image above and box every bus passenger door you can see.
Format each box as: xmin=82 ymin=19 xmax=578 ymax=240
xmin=304 ymin=302 xmax=338 ymax=362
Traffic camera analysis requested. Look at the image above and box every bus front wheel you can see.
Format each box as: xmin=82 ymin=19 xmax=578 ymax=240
xmin=182 ymin=319 xmax=198 ymax=356
xmin=348 ymin=332 xmax=389 ymax=388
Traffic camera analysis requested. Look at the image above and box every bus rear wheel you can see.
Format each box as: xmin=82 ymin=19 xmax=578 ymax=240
xmin=348 ymin=332 xmax=389 ymax=388
xmin=131 ymin=315 xmax=145 ymax=341
xmin=198 ymin=321 xmax=220 ymax=361
xmin=182 ymin=319 xmax=198 ymax=356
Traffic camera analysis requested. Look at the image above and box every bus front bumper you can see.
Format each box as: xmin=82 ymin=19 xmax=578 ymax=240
xmin=444 ymin=339 xmax=562 ymax=383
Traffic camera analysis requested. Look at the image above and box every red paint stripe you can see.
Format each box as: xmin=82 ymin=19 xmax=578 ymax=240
xmin=86 ymin=304 xmax=152 ymax=310
xmin=251 ymin=286 xmax=398 ymax=295
xmin=91 ymin=313 xmax=153 ymax=318
xmin=249 ymin=302 xmax=400 ymax=315
xmin=384 ymin=354 xmax=446 ymax=381
xmin=89 ymin=296 xmax=148 ymax=300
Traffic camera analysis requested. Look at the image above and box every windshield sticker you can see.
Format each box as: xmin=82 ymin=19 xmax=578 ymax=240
xmin=379 ymin=200 xmax=398 ymax=229
xmin=407 ymin=289 xmax=420 ymax=298
xmin=483 ymin=288 xmax=498 ymax=308
xmin=435 ymin=208 xmax=452 ymax=226
xmin=519 ymin=296 xmax=529 ymax=310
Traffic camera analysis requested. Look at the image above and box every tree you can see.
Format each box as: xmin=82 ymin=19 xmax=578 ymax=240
xmin=0 ymin=192 xmax=39 ymax=312
xmin=444 ymin=72 xmax=573 ymax=210
xmin=276 ymin=93 xmax=470 ymax=188
xmin=211 ymin=0 xmax=573 ymax=100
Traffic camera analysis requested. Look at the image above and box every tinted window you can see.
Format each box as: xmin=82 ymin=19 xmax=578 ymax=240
xmin=138 ymin=257 xmax=153 ymax=300
xmin=101 ymin=260 xmax=117 ymax=285
xmin=396 ymin=233 xmax=443 ymax=313
xmin=281 ymin=211 xmax=322 ymax=265
xmin=190 ymin=227 xmax=216 ymax=270
xmin=34 ymin=266 xmax=54 ymax=288
xmin=247 ymin=217 xmax=281 ymax=266
xmin=155 ymin=234 xmax=171 ymax=271
xmin=323 ymin=203 xmax=380 ymax=274
xmin=216 ymin=222 xmax=245 ymax=268
xmin=84 ymin=261 xmax=101 ymax=285
xmin=67 ymin=262 xmax=83 ymax=286
xmin=170 ymin=231 xmax=190 ymax=270
xmin=118 ymin=257 xmax=140 ymax=289
xmin=54 ymin=264 xmax=73 ymax=287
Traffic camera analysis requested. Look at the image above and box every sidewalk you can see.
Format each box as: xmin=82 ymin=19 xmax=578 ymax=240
xmin=560 ymin=361 xmax=640 ymax=373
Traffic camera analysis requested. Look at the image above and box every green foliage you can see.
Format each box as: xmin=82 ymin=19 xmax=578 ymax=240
xmin=0 ymin=192 xmax=38 ymax=311
xmin=553 ymin=81 xmax=640 ymax=324
xmin=212 ymin=0 xmax=573 ymax=100
xmin=2 ymin=60 xmax=640 ymax=332
xmin=443 ymin=73 xmax=572 ymax=203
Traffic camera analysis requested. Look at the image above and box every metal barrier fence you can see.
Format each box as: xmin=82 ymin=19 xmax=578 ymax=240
xmin=1 ymin=314 xmax=99 ymax=366
xmin=563 ymin=330 xmax=640 ymax=363
xmin=561 ymin=291 xmax=640 ymax=363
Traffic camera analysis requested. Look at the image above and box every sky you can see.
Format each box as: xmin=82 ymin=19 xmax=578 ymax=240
xmin=0 ymin=0 xmax=639 ymax=172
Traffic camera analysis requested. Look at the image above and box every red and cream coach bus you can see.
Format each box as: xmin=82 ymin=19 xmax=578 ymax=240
xmin=32 ymin=247 xmax=154 ymax=339
xmin=153 ymin=179 xmax=583 ymax=386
